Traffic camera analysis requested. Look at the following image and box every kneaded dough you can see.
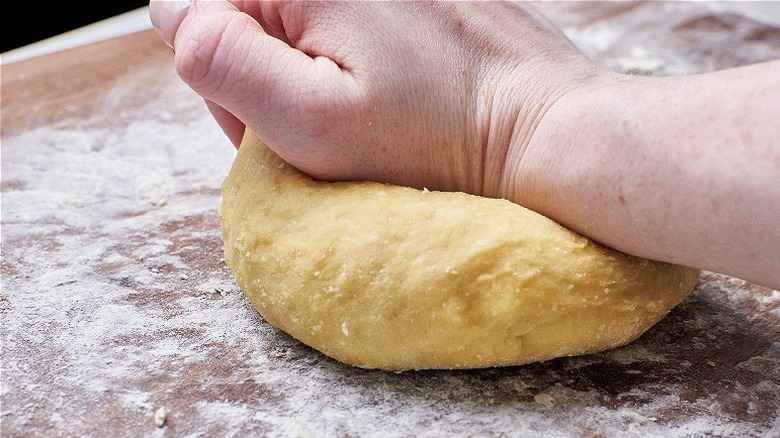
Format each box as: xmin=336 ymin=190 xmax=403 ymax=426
xmin=220 ymin=129 xmax=699 ymax=371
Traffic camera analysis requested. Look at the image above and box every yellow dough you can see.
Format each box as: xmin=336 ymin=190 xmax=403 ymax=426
xmin=220 ymin=129 xmax=699 ymax=371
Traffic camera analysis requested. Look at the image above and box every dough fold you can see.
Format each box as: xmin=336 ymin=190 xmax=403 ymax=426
xmin=221 ymin=129 xmax=699 ymax=370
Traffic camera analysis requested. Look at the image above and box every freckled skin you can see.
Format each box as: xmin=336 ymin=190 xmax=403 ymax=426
xmin=154 ymin=1 xmax=780 ymax=288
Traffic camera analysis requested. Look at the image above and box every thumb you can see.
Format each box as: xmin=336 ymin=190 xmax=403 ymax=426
xmin=150 ymin=0 xmax=350 ymax=158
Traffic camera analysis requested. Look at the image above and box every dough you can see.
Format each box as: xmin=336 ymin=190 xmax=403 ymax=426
xmin=220 ymin=129 xmax=699 ymax=371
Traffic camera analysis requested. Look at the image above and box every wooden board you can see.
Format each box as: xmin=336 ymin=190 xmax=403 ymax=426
xmin=2 ymin=3 xmax=779 ymax=436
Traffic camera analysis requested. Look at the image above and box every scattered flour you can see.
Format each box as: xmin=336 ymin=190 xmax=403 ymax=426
xmin=3 ymin=4 xmax=780 ymax=437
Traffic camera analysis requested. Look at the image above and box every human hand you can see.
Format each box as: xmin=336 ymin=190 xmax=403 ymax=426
xmin=151 ymin=1 xmax=780 ymax=289
xmin=149 ymin=0 xmax=601 ymax=197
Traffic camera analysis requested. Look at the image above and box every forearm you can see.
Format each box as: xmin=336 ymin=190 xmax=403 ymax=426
xmin=517 ymin=61 xmax=780 ymax=289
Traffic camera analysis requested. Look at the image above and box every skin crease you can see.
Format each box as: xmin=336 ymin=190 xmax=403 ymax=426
xmin=150 ymin=0 xmax=779 ymax=290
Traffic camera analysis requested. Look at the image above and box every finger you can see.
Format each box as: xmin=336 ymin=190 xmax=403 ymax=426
xmin=149 ymin=0 xmax=192 ymax=49
xmin=163 ymin=1 xmax=351 ymax=160
xmin=149 ymin=0 xmax=289 ymax=47
xmin=151 ymin=1 xmax=245 ymax=148
xmin=225 ymin=0 xmax=291 ymax=44
xmin=204 ymin=99 xmax=245 ymax=149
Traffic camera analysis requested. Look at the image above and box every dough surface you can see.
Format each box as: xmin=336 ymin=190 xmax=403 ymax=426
xmin=221 ymin=130 xmax=699 ymax=370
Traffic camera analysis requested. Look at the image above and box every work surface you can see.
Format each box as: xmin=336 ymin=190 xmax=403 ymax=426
xmin=2 ymin=2 xmax=779 ymax=437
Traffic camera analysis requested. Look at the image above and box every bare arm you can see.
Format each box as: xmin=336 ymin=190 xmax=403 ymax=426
xmin=150 ymin=1 xmax=779 ymax=289
xmin=518 ymin=61 xmax=780 ymax=289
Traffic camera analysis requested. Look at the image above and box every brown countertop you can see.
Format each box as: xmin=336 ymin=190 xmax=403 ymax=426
xmin=2 ymin=2 xmax=779 ymax=437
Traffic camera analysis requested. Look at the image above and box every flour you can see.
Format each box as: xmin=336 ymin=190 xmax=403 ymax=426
xmin=4 ymin=3 xmax=780 ymax=437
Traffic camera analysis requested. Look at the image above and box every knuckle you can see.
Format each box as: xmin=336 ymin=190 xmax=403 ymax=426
xmin=175 ymin=15 xmax=251 ymax=96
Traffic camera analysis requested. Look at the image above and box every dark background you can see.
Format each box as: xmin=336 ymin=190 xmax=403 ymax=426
xmin=2 ymin=1 xmax=149 ymax=53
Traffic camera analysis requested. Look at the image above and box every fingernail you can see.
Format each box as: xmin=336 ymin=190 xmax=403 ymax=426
xmin=149 ymin=0 xmax=193 ymax=49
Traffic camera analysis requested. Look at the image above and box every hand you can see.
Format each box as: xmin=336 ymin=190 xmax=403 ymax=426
xmin=150 ymin=0 xmax=601 ymax=197
xmin=151 ymin=1 xmax=780 ymax=289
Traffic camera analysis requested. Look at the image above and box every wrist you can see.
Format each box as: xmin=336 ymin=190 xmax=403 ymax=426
xmin=501 ymin=68 xmax=621 ymax=211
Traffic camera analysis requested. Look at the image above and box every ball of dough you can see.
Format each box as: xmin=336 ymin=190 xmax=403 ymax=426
xmin=220 ymin=129 xmax=699 ymax=371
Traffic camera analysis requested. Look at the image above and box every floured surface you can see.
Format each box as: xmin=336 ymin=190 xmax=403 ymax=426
xmin=2 ymin=3 xmax=779 ymax=437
